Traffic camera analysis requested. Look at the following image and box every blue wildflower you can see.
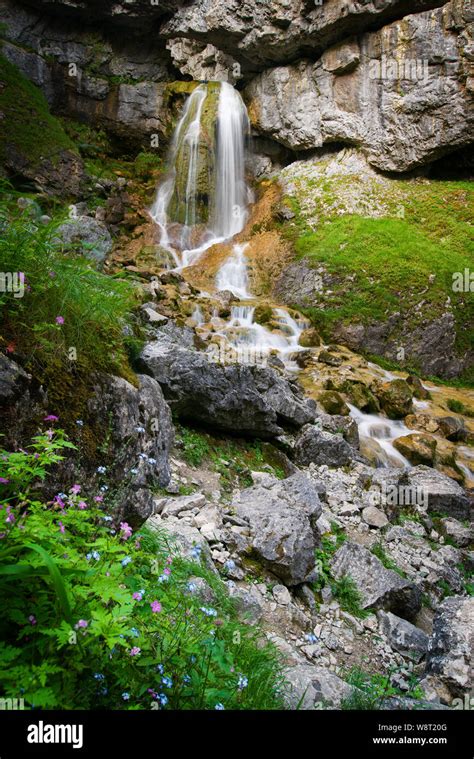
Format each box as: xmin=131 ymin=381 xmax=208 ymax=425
xmin=121 ymin=556 xmax=132 ymax=567
xmin=215 ymin=703 xmax=225 ymax=710
xmin=237 ymin=675 xmax=248 ymax=690
xmin=122 ymin=692 xmax=130 ymax=701
xmin=162 ymin=676 xmax=173 ymax=689
xmin=96 ymin=466 xmax=106 ymax=474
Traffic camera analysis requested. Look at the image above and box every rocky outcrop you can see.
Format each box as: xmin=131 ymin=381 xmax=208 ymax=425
xmin=377 ymin=611 xmax=429 ymax=663
xmin=230 ymin=473 xmax=322 ymax=585
xmin=425 ymin=596 xmax=474 ymax=700
xmin=140 ymin=338 xmax=316 ymax=438
xmin=293 ymin=425 xmax=356 ymax=468
xmin=331 ymin=541 xmax=422 ymax=620
xmin=244 ymin=1 xmax=473 ymax=172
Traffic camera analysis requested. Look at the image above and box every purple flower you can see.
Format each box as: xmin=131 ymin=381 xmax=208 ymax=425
xmin=44 ymin=414 xmax=59 ymax=422
xmin=120 ymin=522 xmax=133 ymax=540
xmin=70 ymin=484 xmax=81 ymax=495
xmin=150 ymin=601 xmax=162 ymax=613
xmin=129 ymin=647 xmax=141 ymax=657
xmin=28 ymin=615 xmax=36 ymax=626
xmin=58 ymin=521 xmax=65 ymax=534
xmin=75 ymin=619 xmax=88 ymax=629
xmin=132 ymin=592 xmax=143 ymax=601
xmin=78 ymin=501 xmax=87 ymax=510
xmin=0 ymin=477 xmax=9 ymax=485
xmin=55 ymin=316 xmax=64 ymax=325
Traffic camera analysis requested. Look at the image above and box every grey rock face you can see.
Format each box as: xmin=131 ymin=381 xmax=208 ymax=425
xmin=377 ymin=610 xmax=429 ymax=662
xmin=284 ymin=664 xmax=355 ymax=709
xmin=230 ymin=473 xmax=322 ymax=586
xmin=316 ymin=412 xmax=360 ymax=449
xmin=425 ymin=596 xmax=474 ymax=699
xmin=404 ymin=466 xmax=472 ymax=521
xmin=244 ymin=2 xmax=473 ymax=172
xmin=0 ymin=355 xmax=29 ymax=403
xmin=55 ymin=216 xmax=113 ymax=264
xmin=293 ymin=425 xmax=356 ymax=467
xmin=440 ymin=518 xmax=473 ymax=548
xmin=226 ymin=582 xmax=264 ymax=625
xmin=87 ymin=374 xmax=174 ymax=526
xmin=140 ymin=340 xmax=316 ymax=438
xmin=331 ymin=541 xmax=422 ymax=620
xmin=147 ymin=516 xmax=217 ymax=573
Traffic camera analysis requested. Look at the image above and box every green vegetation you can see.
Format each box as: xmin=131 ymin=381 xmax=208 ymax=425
xmin=175 ymin=424 xmax=286 ymax=491
xmin=0 ymin=429 xmax=286 ymax=710
xmin=370 ymin=542 xmax=406 ymax=578
xmin=341 ymin=666 xmax=425 ymax=710
xmin=0 ymin=197 xmax=138 ymax=379
xmin=0 ymin=55 xmax=77 ymax=172
xmin=313 ymin=529 xmax=370 ymax=618
xmin=285 ymin=175 xmax=473 ymax=383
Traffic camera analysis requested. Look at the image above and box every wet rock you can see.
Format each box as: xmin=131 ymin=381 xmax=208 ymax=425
xmin=331 ymin=541 xmax=422 ymax=620
xmin=318 ymin=350 xmax=342 ymax=367
xmin=425 ymin=596 xmax=474 ymax=700
xmin=299 ymin=328 xmax=321 ymax=348
xmin=318 ymin=391 xmax=349 ymax=416
xmin=377 ymin=610 xmax=429 ymax=662
xmin=340 ymin=380 xmax=379 ymax=413
xmin=407 ymin=375 xmax=431 ymax=400
xmin=293 ymin=425 xmax=355 ymax=468
xmin=316 ymin=412 xmax=359 ymax=449
xmin=437 ymin=416 xmax=468 ymax=443
xmin=376 ymin=379 xmax=413 ymax=420
xmin=231 ymin=472 xmax=322 ymax=586
xmin=140 ymin=339 xmax=316 ymax=438
xmin=393 ymin=433 xmax=437 ymax=466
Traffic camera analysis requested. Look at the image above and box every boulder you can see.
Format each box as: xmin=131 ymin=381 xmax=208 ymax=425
xmin=293 ymin=425 xmax=355 ymax=468
xmin=425 ymin=596 xmax=474 ymax=700
xmin=140 ymin=340 xmax=316 ymax=438
xmin=0 ymin=354 xmax=29 ymax=403
xmin=437 ymin=416 xmax=468 ymax=443
xmin=284 ymin=665 xmax=355 ymax=710
xmin=86 ymin=373 xmax=174 ymax=527
xmin=377 ymin=610 xmax=429 ymax=663
xmin=55 ymin=216 xmax=113 ymax=265
xmin=227 ymin=582 xmax=264 ymax=625
xmin=376 ymin=379 xmax=413 ymax=419
xmin=318 ymin=391 xmax=349 ymax=416
xmin=362 ymin=506 xmax=389 ymax=529
xmin=331 ymin=541 xmax=421 ymax=620
xmin=439 ymin=518 xmax=473 ymax=548
xmin=317 ymin=412 xmax=359 ymax=448
xmin=299 ymin=328 xmax=321 ymax=348
xmin=230 ymin=472 xmax=322 ymax=586
xmin=404 ymin=466 xmax=472 ymax=521
xmin=393 ymin=433 xmax=437 ymax=466
xmin=148 ymin=516 xmax=217 ymax=573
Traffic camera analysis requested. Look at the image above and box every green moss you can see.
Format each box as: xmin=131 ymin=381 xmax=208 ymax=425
xmin=0 ymin=55 xmax=77 ymax=171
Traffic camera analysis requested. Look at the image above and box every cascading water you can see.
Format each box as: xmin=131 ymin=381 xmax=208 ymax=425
xmin=150 ymin=82 xmax=250 ymax=269
xmin=215 ymin=243 xmax=250 ymax=299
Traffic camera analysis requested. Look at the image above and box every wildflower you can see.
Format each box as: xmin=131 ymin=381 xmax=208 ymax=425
xmin=215 ymin=703 xmax=225 ymax=710
xmin=28 ymin=615 xmax=36 ymax=625
xmin=157 ymin=574 xmax=169 ymax=583
xmin=92 ymin=551 xmax=100 ymax=561
xmin=78 ymin=501 xmax=87 ymax=510
xmin=129 ymin=468 xmax=138 ymax=475
xmin=45 ymin=429 xmax=54 ymax=440
xmin=75 ymin=619 xmax=88 ymax=629
xmin=162 ymin=676 xmax=172 ymax=689
xmin=70 ymin=484 xmax=81 ymax=495
xmin=156 ymin=664 xmax=164 ymax=674
xmin=55 ymin=316 xmax=64 ymax=325
xmin=187 ymin=582 xmax=196 ymax=593
xmin=100 ymin=485 xmax=108 ymax=492
xmin=49 ymin=271 xmax=56 ymax=278
xmin=129 ymin=647 xmax=141 ymax=657
xmin=200 ymin=606 xmax=217 ymax=617
xmin=120 ymin=521 xmax=133 ymax=540
xmin=96 ymin=466 xmax=107 ymax=475
xmin=0 ymin=477 xmax=9 ymax=484
xmin=130 ymin=627 xmax=140 ymax=637
xmin=135 ymin=425 xmax=145 ymax=433
xmin=44 ymin=414 xmax=59 ymax=422
xmin=53 ymin=495 xmax=65 ymax=509
xmin=5 ymin=513 xmax=15 ymax=524
xmin=94 ymin=495 xmax=104 ymax=503
xmin=122 ymin=692 xmax=130 ymax=701
xmin=147 ymin=457 xmax=157 ymax=465
xmin=94 ymin=673 xmax=105 ymax=681
xmin=163 ymin=567 xmax=171 ymax=576
xmin=183 ymin=675 xmax=191 ymax=685
xmin=237 ymin=675 xmax=248 ymax=690
xmin=76 ymin=419 xmax=84 ymax=427
xmin=166 ymin=556 xmax=173 ymax=565
xmin=102 ymin=515 xmax=112 ymax=522
xmin=58 ymin=521 xmax=65 ymax=534
xmin=157 ymin=693 xmax=168 ymax=707
xmin=150 ymin=600 xmax=162 ymax=613
xmin=132 ymin=592 xmax=143 ymax=601
xmin=190 ymin=545 xmax=201 ymax=560
xmin=121 ymin=556 xmax=132 ymax=567
xmin=99 ymin=687 xmax=108 ymax=696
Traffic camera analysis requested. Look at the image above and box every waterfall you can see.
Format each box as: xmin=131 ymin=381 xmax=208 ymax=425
xmin=151 ymin=82 xmax=250 ymax=269
xmin=215 ymin=243 xmax=250 ymax=299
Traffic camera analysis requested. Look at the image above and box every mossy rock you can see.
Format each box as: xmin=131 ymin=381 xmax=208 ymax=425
xmin=0 ymin=55 xmax=84 ymax=196
xmin=341 ymin=380 xmax=379 ymax=413
xmin=376 ymin=379 xmax=413 ymax=420
xmin=300 ymin=328 xmax=321 ymax=348
xmin=318 ymin=391 xmax=349 ymax=416
xmin=393 ymin=433 xmax=437 ymax=466
xmin=253 ymin=304 xmax=273 ymax=325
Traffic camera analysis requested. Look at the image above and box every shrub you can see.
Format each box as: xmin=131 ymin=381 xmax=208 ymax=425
xmin=0 ymin=201 xmax=138 ymax=377
xmin=0 ymin=429 xmax=286 ymax=710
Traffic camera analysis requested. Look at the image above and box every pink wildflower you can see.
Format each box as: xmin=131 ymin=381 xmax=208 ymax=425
xmin=55 ymin=316 xmax=64 ymax=325
xmin=150 ymin=601 xmax=162 ymax=613
xmin=120 ymin=521 xmax=133 ymax=540
xmin=70 ymin=484 xmax=81 ymax=495
xmin=130 ymin=647 xmax=141 ymax=657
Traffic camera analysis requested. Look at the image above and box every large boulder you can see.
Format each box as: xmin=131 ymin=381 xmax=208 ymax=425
xmin=0 ymin=354 xmax=29 ymax=403
xmin=331 ymin=541 xmax=422 ymax=620
xmin=86 ymin=373 xmax=174 ymax=526
xmin=425 ymin=596 xmax=474 ymax=700
xmin=140 ymin=340 xmax=316 ymax=438
xmin=376 ymin=379 xmax=413 ymax=419
xmin=377 ymin=610 xmax=429 ymax=663
xmin=284 ymin=664 xmax=355 ymax=710
xmin=55 ymin=216 xmax=113 ymax=265
xmin=293 ymin=425 xmax=356 ymax=467
xmin=404 ymin=466 xmax=472 ymax=521
xmin=230 ymin=473 xmax=322 ymax=586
